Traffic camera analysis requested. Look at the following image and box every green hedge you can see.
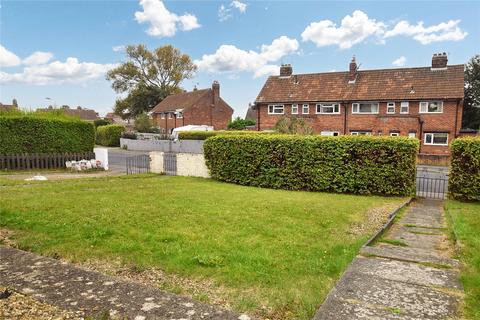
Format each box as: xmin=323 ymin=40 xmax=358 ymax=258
xmin=95 ymin=125 xmax=125 ymax=147
xmin=0 ymin=116 xmax=95 ymax=154
xmin=179 ymin=130 xmax=270 ymax=140
xmin=449 ymin=137 xmax=480 ymax=201
xmin=204 ymin=135 xmax=419 ymax=196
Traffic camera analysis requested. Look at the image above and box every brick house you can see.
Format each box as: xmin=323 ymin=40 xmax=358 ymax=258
xmin=151 ymin=81 xmax=233 ymax=133
xmin=253 ymin=53 xmax=464 ymax=156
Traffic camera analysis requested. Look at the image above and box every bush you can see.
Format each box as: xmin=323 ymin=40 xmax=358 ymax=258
xmin=93 ymin=119 xmax=112 ymax=128
xmin=95 ymin=125 xmax=126 ymax=147
xmin=0 ymin=116 xmax=95 ymax=154
xmin=204 ymin=135 xmax=419 ymax=196
xmin=449 ymin=137 xmax=480 ymax=201
xmin=121 ymin=132 xmax=137 ymax=140
xmin=134 ymin=113 xmax=158 ymax=133
xmin=274 ymin=117 xmax=314 ymax=135
xmin=227 ymin=117 xmax=256 ymax=130
xmin=179 ymin=130 xmax=270 ymax=140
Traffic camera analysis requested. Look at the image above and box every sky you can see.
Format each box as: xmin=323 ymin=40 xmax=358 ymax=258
xmin=1 ymin=0 xmax=479 ymax=118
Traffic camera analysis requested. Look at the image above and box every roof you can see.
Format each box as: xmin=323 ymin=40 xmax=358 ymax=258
xmin=245 ymin=105 xmax=257 ymax=120
xmin=0 ymin=103 xmax=15 ymax=111
xmin=37 ymin=107 xmax=99 ymax=121
xmin=150 ymin=88 xmax=233 ymax=113
xmin=255 ymin=65 xmax=464 ymax=103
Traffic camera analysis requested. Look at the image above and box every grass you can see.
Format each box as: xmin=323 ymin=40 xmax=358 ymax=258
xmin=445 ymin=200 xmax=480 ymax=320
xmin=0 ymin=175 xmax=406 ymax=319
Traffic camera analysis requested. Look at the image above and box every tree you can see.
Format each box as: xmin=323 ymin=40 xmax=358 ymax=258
xmin=274 ymin=117 xmax=314 ymax=135
xmin=463 ymin=54 xmax=480 ymax=130
xmin=12 ymin=98 xmax=18 ymax=108
xmin=107 ymin=44 xmax=197 ymax=119
xmin=134 ymin=113 xmax=156 ymax=133
xmin=227 ymin=117 xmax=256 ymax=130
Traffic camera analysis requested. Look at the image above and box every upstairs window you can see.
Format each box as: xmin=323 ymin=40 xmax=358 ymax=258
xmin=168 ymin=113 xmax=173 ymax=119
xmin=387 ymin=102 xmax=395 ymax=114
xmin=161 ymin=113 xmax=165 ymax=119
xmin=291 ymin=104 xmax=299 ymax=115
xmin=316 ymin=103 xmax=340 ymax=114
xmin=177 ymin=112 xmax=183 ymax=119
xmin=352 ymin=102 xmax=379 ymax=114
xmin=268 ymin=104 xmax=284 ymax=115
xmin=302 ymin=104 xmax=309 ymax=114
xmin=424 ymin=132 xmax=448 ymax=145
xmin=400 ymin=102 xmax=409 ymax=114
xmin=420 ymin=101 xmax=443 ymax=113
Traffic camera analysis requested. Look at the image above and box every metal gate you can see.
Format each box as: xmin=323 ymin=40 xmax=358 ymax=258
xmin=163 ymin=152 xmax=177 ymax=176
xmin=126 ymin=154 xmax=150 ymax=175
xmin=416 ymin=174 xmax=449 ymax=199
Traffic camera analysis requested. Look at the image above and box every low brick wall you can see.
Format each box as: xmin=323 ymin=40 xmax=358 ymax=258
xmin=417 ymin=154 xmax=450 ymax=167
xmin=120 ymin=139 xmax=204 ymax=153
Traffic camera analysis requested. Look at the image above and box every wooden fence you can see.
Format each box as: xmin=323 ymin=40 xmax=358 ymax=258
xmin=0 ymin=152 xmax=95 ymax=170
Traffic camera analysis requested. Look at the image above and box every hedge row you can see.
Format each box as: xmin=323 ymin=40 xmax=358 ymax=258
xmin=449 ymin=137 xmax=480 ymax=201
xmin=95 ymin=124 xmax=125 ymax=147
xmin=179 ymin=130 xmax=270 ymax=140
xmin=204 ymin=135 xmax=419 ymax=196
xmin=0 ymin=116 xmax=95 ymax=154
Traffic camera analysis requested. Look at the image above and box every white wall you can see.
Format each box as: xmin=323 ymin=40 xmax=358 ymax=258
xmin=176 ymin=153 xmax=210 ymax=178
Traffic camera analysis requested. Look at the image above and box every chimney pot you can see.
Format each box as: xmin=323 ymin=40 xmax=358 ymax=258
xmin=280 ymin=64 xmax=293 ymax=77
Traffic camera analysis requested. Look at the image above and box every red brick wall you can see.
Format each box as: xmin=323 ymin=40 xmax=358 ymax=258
xmin=257 ymin=99 xmax=462 ymax=155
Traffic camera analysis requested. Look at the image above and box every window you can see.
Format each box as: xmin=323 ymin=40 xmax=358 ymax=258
xmin=177 ymin=112 xmax=183 ymax=119
xmin=387 ymin=102 xmax=395 ymax=114
xmin=302 ymin=104 xmax=309 ymax=114
xmin=390 ymin=132 xmax=400 ymax=137
xmin=291 ymin=104 xmax=298 ymax=115
xmin=268 ymin=104 xmax=284 ymax=115
xmin=351 ymin=131 xmax=372 ymax=136
xmin=352 ymin=102 xmax=379 ymax=114
xmin=408 ymin=132 xmax=416 ymax=138
xmin=316 ymin=103 xmax=340 ymax=114
xmin=161 ymin=113 xmax=165 ymax=119
xmin=168 ymin=113 xmax=173 ymax=119
xmin=321 ymin=131 xmax=339 ymax=136
xmin=424 ymin=132 xmax=448 ymax=146
xmin=400 ymin=102 xmax=409 ymax=114
xmin=420 ymin=101 xmax=443 ymax=113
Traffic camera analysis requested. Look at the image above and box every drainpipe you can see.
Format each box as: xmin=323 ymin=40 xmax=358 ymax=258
xmin=343 ymin=101 xmax=348 ymax=135
xmin=454 ymin=99 xmax=460 ymax=138
xmin=419 ymin=119 xmax=424 ymax=154
xmin=256 ymin=103 xmax=261 ymax=131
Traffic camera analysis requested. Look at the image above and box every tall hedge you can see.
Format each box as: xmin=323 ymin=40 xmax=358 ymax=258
xmin=0 ymin=116 xmax=95 ymax=154
xmin=95 ymin=124 xmax=125 ymax=147
xmin=179 ymin=130 xmax=271 ymax=140
xmin=449 ymin=137 xmax=480 ymax=201
xmin=204 ymin=135 xmax=419 ymax=196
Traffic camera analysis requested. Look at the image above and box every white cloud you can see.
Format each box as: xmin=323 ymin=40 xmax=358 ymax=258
xmin=218 ymin=4 xmax=232 ymax=22
xmin=195 ymin=36 xmax=299 ymax=78
xmin=301 ymin=10 xmax=468 ymax=49
xmin=134 ymin=0 xmax=200 ymax=38
xmin=0 ymin=45 xmax=21 ymax=67
xmin=392 ymin=56 xmax=406 ymax=67
xmin=112 ymin=45 xmax=125 ymax=52
xmin=301 ymin=10 xmax=386 ymax=49
xmin=384 ymin=19 xmax=467 ymax=44
xmin=231 ymin=0 xmax=247 ymax=13
xmin=0 ymin=57 xmax=115 ymax=85
xmin=23 ymin=51 xmax=54 ymax=65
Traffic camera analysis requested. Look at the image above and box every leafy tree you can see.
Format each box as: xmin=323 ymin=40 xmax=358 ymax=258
xmin=107 ymin=44 xmax=197 ymax=119
xmin=134 ymin=113 xmax=156 ymax=133
xmin=227 ymin=117 xmax=256 ymax=130
xmin=12 ymin=98 xmax=18 ymax=108
xmin=93 ymin=119 xmax=112 ymax=128
xmin=274 ymin=117 xmax=314 ymax=135
xmin=463 ymin=54 xmax=480 ymax=130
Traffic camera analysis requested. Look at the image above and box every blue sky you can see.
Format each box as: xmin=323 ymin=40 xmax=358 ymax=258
xmin=1 ymin=0 xmax=479 ymax=117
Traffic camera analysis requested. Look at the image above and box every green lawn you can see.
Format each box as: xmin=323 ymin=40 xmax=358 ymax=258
xmin=445 ymin=200 xmax=480 ymax=319
xmin=0 ymin=175 xmax=406 ymax=319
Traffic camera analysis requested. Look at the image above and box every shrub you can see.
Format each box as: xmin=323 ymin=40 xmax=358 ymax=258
xmin=134 ymin=113 xmax=158 ymax=133
xmin=93 ymin=119 xmax=112 ymax=128
xmin=204 ymin=135 xmax=419 ymax=196
xmin=449 ymin=137 xmax=480 ymax=201
xmin=121 ymin=132 xmax=137 ymax=140
xmin=274 ymin=117 xmax=314 ymax=135
xmin=0 ymin=116 xmax=95 ymax=154
xmin=95 ymin=125 xmax=126 ymax=147
xmin=227 ymin=117 xmax=256 ymax=130
xmin=179 ymin=130 xmax=270 ymax=140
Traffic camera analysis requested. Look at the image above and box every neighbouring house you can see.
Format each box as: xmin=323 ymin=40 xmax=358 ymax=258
xmin=253 ymin=53 xmax=464 ymax=156
xmin=105 ymin=112 xmax=133 ymax=126
xmin=38 ymin=106 xmax=100 ymax=121
xmin=0 ymin=102 xmax=17 ymax=112
xmin=245 ymin=103 xmax=257 ymax=121
xmin=151 ymin=81 xmax=234 ymax=133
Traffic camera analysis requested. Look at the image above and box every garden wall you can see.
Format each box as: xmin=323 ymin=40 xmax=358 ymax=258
xmin=204 ymin=135 xmax=419 ymax=196
xmin=121 ymin=139 xmax=204 ymax=153
xmin=449 ymin=137 xmax=480 ymax=201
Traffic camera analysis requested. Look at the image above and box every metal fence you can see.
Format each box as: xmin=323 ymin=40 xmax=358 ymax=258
xmin=0 ymin=152 xmax=95 ymax=170
xmin=163 ymin=152 xmax=177 ymax=176
xmin=416 ymin=175 xmax=449 ymax=199
xmin=126 ymin=154 xmax=150 ymax=175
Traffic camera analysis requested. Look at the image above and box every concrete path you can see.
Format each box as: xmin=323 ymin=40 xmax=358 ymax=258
xmin=0 ymin=246 xmax=242 ymax=320
xmin=314 ymin=199 xmax=463 ymax=320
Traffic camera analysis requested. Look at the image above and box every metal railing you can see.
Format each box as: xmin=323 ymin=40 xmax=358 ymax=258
xmin=126 ymin=154 xmax=150 ymax=175
xmin=163 ymin=152 xmax=177 ymax=176
xmin=416 ymin=175 xmax=449 ymax=199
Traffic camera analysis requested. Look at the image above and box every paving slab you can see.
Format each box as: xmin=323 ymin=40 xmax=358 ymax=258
xmin=0 ymin=246 xmax=241 ymax=320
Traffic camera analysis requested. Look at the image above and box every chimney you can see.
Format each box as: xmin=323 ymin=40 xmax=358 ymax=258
xmin=280 ymin=64 xmax=292 ymax=77
xmin=348 ymin=56 xmax=357 ymax=83
xmin=432 ymin=52 xmax=448 ymax=69
xmin=212 ymin=80 xmax=220 ymax=105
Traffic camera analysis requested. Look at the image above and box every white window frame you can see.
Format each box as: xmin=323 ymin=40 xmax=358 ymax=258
xmin=400 ymin=102 xmax=409 ymax=114
xmin=160 ymin=113 xmax=165 ymax=119
xmin=352 ymin=102 xmax=379 ymax=114
xmin=177 ymin=112 xmax=183 ymax=119
xmin=424 ymin=132 xmax=449 ymax=146
xmin=268 ymin=104 xmax=284 ymax=115
xmin=291 ymin=104 xmax=298 ymax=115
xmin=408 ymin=132 xmax=416 ymax=138
xmin=302 ymin=104 xmax=309 ymax=114
xmin=387 ymin=102 xmax=395 ymax=114
xmin=390 ymin=132 xmax=400 ymax=137
xmin=320 ymin=131 xmax=340 ymax=136
xmin=316 ymin=103 xmax=340 ymax=115
xmin=420 ymin=101 xmax=443 ymax=114
xmin=168 ymin=113 xmax=173 ymax=119
xmin=351 ymin=131 xmax=372 ymax=136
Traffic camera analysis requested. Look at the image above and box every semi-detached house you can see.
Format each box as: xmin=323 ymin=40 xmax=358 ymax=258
xmin=253 ymin=53 xmax=464 ymax=156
